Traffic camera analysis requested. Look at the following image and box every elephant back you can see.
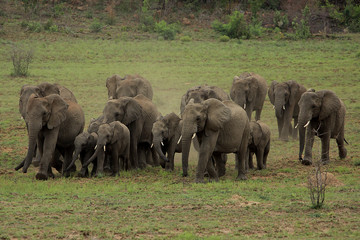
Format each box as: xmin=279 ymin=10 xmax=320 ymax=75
xmin=116 ymin=75 xmax=153 ymax=100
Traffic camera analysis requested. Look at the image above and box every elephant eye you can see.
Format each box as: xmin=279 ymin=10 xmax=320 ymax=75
xmin=196 ymin=116 xmax=201 ymax=122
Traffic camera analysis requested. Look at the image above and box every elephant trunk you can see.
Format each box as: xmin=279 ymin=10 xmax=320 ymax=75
xmin=153 ymin=136 xmax=168 ymax=162
xmin=83 ymin=144 xmax=103 ymax=167
xmin=66 ymin=147 xmax=82 ymax=172
xmin=181 ymin=122 xmax=197 ymax=177
xmin=16 ymin=122 xmax=42 ymax=173
xmin=274 ymin=98 xmax=285 ymax=118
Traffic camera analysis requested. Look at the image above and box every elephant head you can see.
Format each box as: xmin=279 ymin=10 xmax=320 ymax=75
xmin=268 ymin=80 xmax=300 ymax=118
xmin=87 ymin=115 xmax=104 ymax=133
xmin=230 ymin=75 xmax=258 ymax=110
xmin=298 ymin=90 xmax=341 ymax=128
xmin=102 ymin=97 xmax=142 ymax=125
xmin=106 ymin=74 xmax=123 ymax=100
xmin=152 ymin=113 xmax=181 ymax=162
xmin=21 ymin=93 xmax=68 ymax=172
xmin=181 ymin=99 xmax=231 ymax=176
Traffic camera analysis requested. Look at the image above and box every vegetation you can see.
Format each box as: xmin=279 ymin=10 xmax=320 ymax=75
xmin=9 ymin=44 xmax=34 ymax=77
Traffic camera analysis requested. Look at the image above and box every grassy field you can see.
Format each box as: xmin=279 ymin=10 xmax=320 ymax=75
xmin=1 ymin=33 xmax=360 ymax=239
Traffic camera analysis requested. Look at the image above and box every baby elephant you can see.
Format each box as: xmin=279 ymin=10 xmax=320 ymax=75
xmin=248 ymin=121 xmax=271 ymax=170
xmin=67 ymin=132 xmax=98 ymax=177
xmin=82 ymin=121 xmax=130 ymax=177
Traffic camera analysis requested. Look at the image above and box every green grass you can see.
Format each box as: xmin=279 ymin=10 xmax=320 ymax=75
xmin=0 ymin=33 xmax=360 ymax=239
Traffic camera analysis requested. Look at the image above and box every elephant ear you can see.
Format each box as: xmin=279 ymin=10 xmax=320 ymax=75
xmin=46 ymin=94 xmax=68 ymax=129
xmin=110 ymin=122 xmax=121 ymax=144
xmin=287 ymin=80 xmax=301 ymax=106
xmin=180 ymin=93 xmax=187 ymax=114
xmin=204 ymin=99 xmax=231 ymax=133
xmin=166 ymin=113 xmax=181 ymax=137
xmin=268 ymin=81 xmax=277 ymax=105
xmin=123 ymin=98 xmax=142 ymax=125
xmin=318 ymin=90 xmax=341 ymax=121
xmin=246 ymin=77 xmax=259 ymax=102
xmin=38 ymin=82 xmax=60 ymax=97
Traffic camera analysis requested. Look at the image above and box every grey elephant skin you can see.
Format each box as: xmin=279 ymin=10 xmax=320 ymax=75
xmin=298 ymin=89 xmax=347 ymax=165
xmin=152 ymin=112 xmax=182 ymax=171
xmin=268 ymin=80 xmax=306 ymax=141
xmin=66 ymin=132 xmax=98 ymax=177
xmin=15 ymin=92 xmax=85 ymax=180
xmin=248 ymin=121 xmax=271 ymax=170
xmin=181 ymin=99 xmax=250 ymax=183
xmin=103 ymin=94 xmax=160 ymax=169
xmin=106 ymin=74 xmax=153 ymax=100
xmin=82 ymin=121 xmax=130 ymax=176
xmin=180 ymin=84 xmax=230 ymax=114
xmin=230 ymin=72 xmax=267 ymax=120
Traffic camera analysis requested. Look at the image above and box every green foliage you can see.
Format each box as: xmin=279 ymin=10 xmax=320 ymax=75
xmin=290 ymin=6 xmax=311 ymax=40
xmin=85 ymin=10 xmax=93 ymax=19
xmin=90 ymin=19 xmax=104 ymax=33
xmin=212 ymin=11 xmax=250 ymax=39
xmin=154 ymin=20 xmax=180 ymax=40
xmin=52 ymin=3 xmax=65 ymax=18
xmin=21 ymin=0 xmax=40 ymax=14
xmin=26 ymin=21 xmax=42 ymax=32
xmin=325 ymin=0 xmax=360 ymax=32
xmin=273 ymin=11 xmax=289 ymax=30
xmin=139 ymin=0 xmax=155 ymax=32
xmin=10 ymin=44 xmax=34 ymax=77
xmin=180 ymin=35 xmax=192 ymax=42
xmin=219 ymin=35 xmax=230 ymax=42
xmin=249 ymin=20 xmax=264 ymax=37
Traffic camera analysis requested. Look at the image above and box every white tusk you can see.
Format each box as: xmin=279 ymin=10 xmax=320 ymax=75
xmin=192 ymin=133 xmax=196 ymax=139
xmin=21 ymin=116 xmax=24 ymax=120
xmin=304 ymin=121 xmax=310 ymax=128
xmin=273 ymin=105 xmax=275 ymax=109
xmin=151 ymin=143 xmax=153 ymax=148
xmin=295 ymin=123 xmax=298 ymax=129
xmin=243 ymin=103 xmax=246 ymax=109
xmin=177 ymin=135 xmax=182 ymax=144
xmin=94 ymin=145 xmax=97 ymax=150
xmin=161 ymin=141 xmax=164 ymax=146
xmin=109 ymin=96 xmax=113 ymax=100
xmin=103 ymin=146 xmax=106 ymax=151
xmin=283 ymin=105 xmax=285 ymax=110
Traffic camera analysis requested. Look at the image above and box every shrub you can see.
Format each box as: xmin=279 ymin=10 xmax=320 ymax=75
xmin=307 ymin=161 xmax=327 ymax=209
xmin=27 ymin=21 xmax=42 ymax=32
xmin=344 ymin=3 xmax=360 ymax=32
xmin=154 ymin=20 xmax=180 ymax=40
xmin=90 ymin=19 xmax=103 ymax=33
xmin=52 ymin=3 xmax=65 ymax=18
xmin=219 ymin=35 xmax=230 ymax=42
xmin=10 ymin=44 xmax=34 ymax=77
xmin=273 ymin=11 xmax=289 ymax=30
xmin=249 ymin=20 xmax=264 ymax=37
xmin=212 ymin=11 xmax=250 ymax=39
xmin=180 ymin=36 xmax=192 ymax=42
xmin=291 ymin=6 xmax=311 ymax=39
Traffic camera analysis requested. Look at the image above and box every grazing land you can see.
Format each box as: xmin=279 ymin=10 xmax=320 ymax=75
xmin=0 ymin=33 xmax=360 ymax=239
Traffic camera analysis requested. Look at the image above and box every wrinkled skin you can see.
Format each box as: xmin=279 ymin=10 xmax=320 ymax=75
xmin=180 ymin=85 xmax=230 ymax=114
xmin=181 ymin=99 xmax=250 ymax=183
xmin=248 ymin=121 xmax=271 ymax=170
xmin=152 ymin=113 xmax=182 ymax=171
xmin=82 ymin=121 xmax=130 ymax=176
xmin=66 ymin=132 xmax=98 ymax=177
xmin=15 ymin=93 xmax=85 ymax=180
xmin=298 ymin=89 xmax=347 ymax=165
xmin=268 ymin=80 xmax=306 ymax=141
xmin=87 ymin=115 xmax=104 ymax=134
xmin=102 ymin=94 xmax=160 ymax=169
xmin=106 ymin=74 xmax=153 ymax=100
xmin=230 ymin=72 xmax=267 ymax=121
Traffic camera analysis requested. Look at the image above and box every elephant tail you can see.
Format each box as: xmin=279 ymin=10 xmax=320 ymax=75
xmin=344 ymin=138 xmax=349 ymax=145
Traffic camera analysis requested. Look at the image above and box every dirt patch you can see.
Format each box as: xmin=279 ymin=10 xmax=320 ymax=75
xmin=228 ymin=194 xmax=260 ymax=207
xmin=300 ymin=172 xmax=344 ymax=187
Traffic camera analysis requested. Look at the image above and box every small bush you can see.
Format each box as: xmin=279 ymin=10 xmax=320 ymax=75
xmin=53 ymin=3 xmax=65 ymax=18
xmin=27 ymin=21 xmax=42 ymax=32
xmin=291 ymin=6 xmax=311 ymax=40
xmin=249 ymin=21 xmax=264 ymax=37
xmin=154 ymin=20 xmax=180 ymax=40
xmin=90 ymin=19 xmax=103 ymax=33
xmin=273 ymin=11 xmax=289 ymax=30
xmin=10 ymin=44 xmax=34 ymax=77
xmin=219 ymin=35 xmax=230 ymax=42
xmin=307 ymin=161 xmax=327 ymax=209
xmin=212 ymin=11 xmax=250 ymax=39
xmin=180 ymin=36 xmax=192 ymax=42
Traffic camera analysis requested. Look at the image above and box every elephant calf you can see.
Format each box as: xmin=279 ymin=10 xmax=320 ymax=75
xmin=248 ymin=121 xmax=271 ymax=170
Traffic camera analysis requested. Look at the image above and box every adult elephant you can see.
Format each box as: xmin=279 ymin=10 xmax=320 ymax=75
xmin=152 ymin=112 xmax=182 ymax=171
xmin=268 ymin=80 xmax=306 ymax=141
xmin=297 ymin=89 xmax=347 ymax=165
xmin=181 ymin=99 xmax=250 ymax=183
xmin=180 ymin=84 xmax=230 ymax=114
xmin=230 ymin=72 xmax=267 ymax=120
xmin=106 ymin=74 xmax=153 ymax=100
xmin=102 ymin=94 xmax=160 ymax=169
xmin=15 ymin=93 xmax=85 ymax=180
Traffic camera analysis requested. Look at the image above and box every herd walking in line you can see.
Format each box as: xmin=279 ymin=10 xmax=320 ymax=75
xmin=15 ymin=73 xmax=348 ymax=182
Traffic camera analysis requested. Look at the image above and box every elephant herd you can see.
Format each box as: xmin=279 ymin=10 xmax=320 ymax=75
xmin=15 ymin=72 xmax=348 ymax=182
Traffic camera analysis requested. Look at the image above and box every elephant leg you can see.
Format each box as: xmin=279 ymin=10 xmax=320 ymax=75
xmin=255 ymin=109 xmax=261 ymax=121
xmin=255 ymin=147 xmax=264 ymax=170
xmin=110 ymin=149 xmax=119 ymax=176
xmin=246 ymin=107 xmax=252 ymax=121
xmin=248 ymin=150 xmax=254 ymax=170
xmin=47 ymin=165 xmax=55 ymax=179
xmin=62 ymin=146 xmax=75 ymax=177
xmin=90 ymin=160 xmax=97 ymax=177
xmin=137 ymin=144 xmax=147 ymax=169
xmin=95 ymin=150 xmax=105 ymax=177
xmin=196 ymin=136 xmax=217 ymax=183
xmin=213 ymin=153 xmax=226 ymax=177
xmin=52 ymin=148 xmax=63 ymax=173
xmin=320 ymin=132 xmax=331 ymax=164
xmin=292 ymin=117 xmax=299 ymax=139
xmin=151 ymin=147 xmax=160 ymax=167
xmin=130 ymin=138 xmax=138 ymax=169
xmin=236 ymin=127 xmax=249 ymax=181
xmin=302 ymin=126 xmax=315 ymax=165
xmin=206 ymin=157 xmax=219 ymax=182
xmin=263 ymin=141 xmax=270 ymax=169
xmin=32 ymin=142 xmax=41 ymax=167
xmin=36 ymin=130 xmax=59 ymax=180
xmin=336 ymin=127 xmax=347 ymax=159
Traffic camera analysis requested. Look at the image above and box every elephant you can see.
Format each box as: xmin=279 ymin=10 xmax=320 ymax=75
xmin=15 ymin=93 xmax=85 ymax=180
xmin=106 ymin=74 xmax=153 ymax=100
xmin=230 ymin=72 xmax=267 ymax=121
xmin=152 ymin=112 xmax=182 ymax=171
xmin=87 ymin=115 xmax=104 ymax=134
xmin=248 ymin=121 xmax=271 ymax=170
xmin=80 ymin=121 xmax=130 ymax=176
xmin=102 ymin=94 xmax=160 ymax=169
xmin=297 ymin=89 xmax=347 ymax=165
xmin=268 ymin=80 xmax=306 ymax=141
xmin=181 ymin=98 xmax=250 ymax=183
xmin=180 ymin=84 xmax=230 ymax=114
xmin=66 ymin=132 xmax=98 ymax=177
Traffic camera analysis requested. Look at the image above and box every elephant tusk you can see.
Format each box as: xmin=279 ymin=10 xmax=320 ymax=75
xmin=295 ymin=123 xmax=299 ymax=129
xmin=192 ymin=133 xmax=196 ymax=139
xmin=109 ymin=96 xmax=113 ymax=100
xmin=94 ymin=145 xmax=97 ymax=150
xmin=273 ymin=105 xmax=275 ymax=109
xmin=304 ymin=121 xmax=310 ymax=128
xmin=151 ymin=143 xmax=153 ymax=148
xmin=283 ymin=105 xmax=285 ymax=110
xmin=243 ymin=103 xmax=246 ymax=109
xmin=20 ymin=116 xmax=24 ymax=120
xmin=161 ymin=141 xmax=164 ymax=146
xmin=103 ymin=146 xmax=106 ymax=151
xmin=177 ymin=135 xmax=182 ymax=144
